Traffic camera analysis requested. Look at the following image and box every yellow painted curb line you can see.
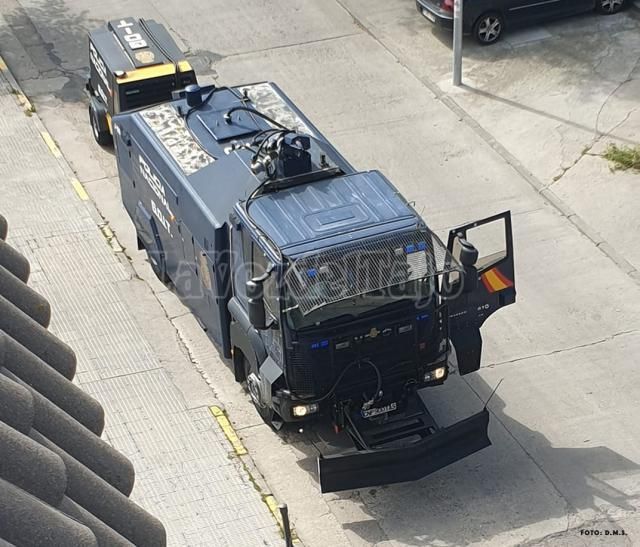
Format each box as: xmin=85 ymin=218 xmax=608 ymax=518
xmin=209 ymin=406 xmax=299 ymax=542
xmin=70 ymin=178 xmax=89 ymax=201
xmin=209 ymin=406 xmax=248 ymax=456
xmin=264 ymin=494 xmax=280 ymax=522
xmin=0 ymin=55 xmax=34 ymax=113
xmin=40 ymin=131 xmax=62 ymax=158
xmin=264 ymin=495 xmax=300 ymax=543
xmin=16 ymin=92 xmax=33 ymax=113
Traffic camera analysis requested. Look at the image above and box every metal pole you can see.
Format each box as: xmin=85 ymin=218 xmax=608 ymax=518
xmin=453 ymin=0 xmax=463 ymax=86
xmin=279 ymin=504 xmax=293 ymax=547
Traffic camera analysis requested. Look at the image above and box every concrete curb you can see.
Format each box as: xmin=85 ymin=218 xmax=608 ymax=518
xmin=0 ymin=56 xmax=34 ymax=114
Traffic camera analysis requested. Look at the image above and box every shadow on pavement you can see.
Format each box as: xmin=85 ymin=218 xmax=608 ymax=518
xmin=460 ymin=85 xmax=638 ymax=146
xmin=1 ymin=0 xmax=96 ymax=102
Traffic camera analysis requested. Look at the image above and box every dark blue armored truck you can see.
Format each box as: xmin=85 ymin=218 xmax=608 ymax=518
xmin=113 ymin=82 xmax=516 ymax=493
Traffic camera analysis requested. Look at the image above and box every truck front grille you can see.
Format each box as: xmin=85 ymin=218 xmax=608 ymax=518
xmin=286 ymin=343 xmax=318 ymax=397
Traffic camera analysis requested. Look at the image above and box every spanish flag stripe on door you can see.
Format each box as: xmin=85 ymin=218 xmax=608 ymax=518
xmin=481 ymin=267 xmax=514 ymax=293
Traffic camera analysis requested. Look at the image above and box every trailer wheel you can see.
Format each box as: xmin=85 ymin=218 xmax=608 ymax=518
xmin=89 ymin=101 xmax=112 ymax=146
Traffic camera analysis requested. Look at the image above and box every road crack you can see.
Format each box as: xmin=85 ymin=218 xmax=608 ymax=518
xmin=486 ymin=329 xmax=640 ymax=369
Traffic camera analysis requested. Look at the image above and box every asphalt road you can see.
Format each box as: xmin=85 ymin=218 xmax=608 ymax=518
xmin=1 ymin=0 xmax=639 ymax=545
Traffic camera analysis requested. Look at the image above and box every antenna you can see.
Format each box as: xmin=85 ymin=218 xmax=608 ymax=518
xmin=483 ymin=378 xmax=504 ymax=410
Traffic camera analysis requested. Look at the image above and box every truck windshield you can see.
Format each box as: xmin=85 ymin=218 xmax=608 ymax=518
xmin=284 ymin=277 xmax=435 ymax=330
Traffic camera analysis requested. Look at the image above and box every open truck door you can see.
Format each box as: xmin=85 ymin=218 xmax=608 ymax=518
xmin=445 ymin=211 xmax=516 ymax=376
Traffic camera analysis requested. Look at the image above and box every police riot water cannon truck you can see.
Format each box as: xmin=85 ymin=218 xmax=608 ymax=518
xmin=111 ymin=79 xmax=516 ymax=493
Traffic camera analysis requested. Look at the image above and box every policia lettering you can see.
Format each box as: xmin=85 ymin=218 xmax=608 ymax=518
xmin=138 ymin=155 xmax=174 ymax=236
xmin=88 ymin=41 xmax=110 ymax=106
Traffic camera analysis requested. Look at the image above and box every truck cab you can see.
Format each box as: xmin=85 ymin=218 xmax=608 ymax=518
xmin=112 ymin=81 xmax=516 ymax=492
xmin=233 ymin=170 xmax=453 ymax=418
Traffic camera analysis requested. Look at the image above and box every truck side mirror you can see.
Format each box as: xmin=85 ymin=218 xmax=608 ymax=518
xmin=457 ymin=236 xmax=478 ymax=293
xmin=246 ymin=278 xmax=267 ymax=330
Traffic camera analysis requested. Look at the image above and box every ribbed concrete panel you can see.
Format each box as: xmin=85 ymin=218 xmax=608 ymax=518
xmin=0 ymin=239 xmax=29 ymax=282
xmin=0 ymin=374 xmax=33 ymax=433
xmin=0 ymin=332 xmax=104 ymax=435
xmin=0 ymin=478 xmax=97 ymax=547
xmin=2 ymin=369 xmax=135 ymax=495
xmin=0 ymin=264 xmax=50 ymax=326
xmin=31 ymin=430 xmax=166 ymax=547
xmin=0 ymin=422 xmax=67 ymax=507
xmin=0 ymin=294 xmax=76 ymax=379
xmin=59 ymin=496 xmax=135 ymax=547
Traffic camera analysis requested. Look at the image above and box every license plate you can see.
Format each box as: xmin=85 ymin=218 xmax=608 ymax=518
xmin=422 ymin=8 xmax=436 ymax=23
xmin=362 ymin=402 xmax=397 ymax=419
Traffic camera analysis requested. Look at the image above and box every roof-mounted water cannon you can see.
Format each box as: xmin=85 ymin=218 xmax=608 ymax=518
xmin=278 ymin=134 xmax=311 ymax=178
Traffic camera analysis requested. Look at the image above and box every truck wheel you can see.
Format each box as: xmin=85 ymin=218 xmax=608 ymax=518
xmin=240 ymin=351 xmax=277 ymax=426
xmin=136 ymin=232 xmax=169 ymax=284
xmin=147 ymin=249 xmax=169 ymax=284
xmin=89 ymin=102 xmax=112 ymax=146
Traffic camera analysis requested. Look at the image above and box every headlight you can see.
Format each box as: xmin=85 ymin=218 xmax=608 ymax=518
xmin=424 ymin=366 xmax=447 ymax=382
xmin=292 ymin=403 xmax=319 ymax=418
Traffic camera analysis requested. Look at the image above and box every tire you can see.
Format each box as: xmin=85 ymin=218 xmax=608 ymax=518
xmin=240 ymin=351 xmax=278 ymax=426
xmin=595 ymin=0 xmax=624 ymax=14
xmin=89 ymin=102 xmax=112 ymax=146
xmin=137 ymin=231 xmax=169 ymax=284
xmin=473 ymin=12 xmax=505 ymax=45
xmin=147 ymin=249 xmax=169 ymax=284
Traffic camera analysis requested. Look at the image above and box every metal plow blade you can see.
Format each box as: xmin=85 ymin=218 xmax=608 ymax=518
xmin=318 ymin=409 xmax=490 ymax=493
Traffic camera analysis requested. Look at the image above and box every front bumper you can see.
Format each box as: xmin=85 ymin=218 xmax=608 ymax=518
xmin=318 ymin=408 xmax=490 ymax=493
xmin=416 ymin=0 xmax=454 ymax=31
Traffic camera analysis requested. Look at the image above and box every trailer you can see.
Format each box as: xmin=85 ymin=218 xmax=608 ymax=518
xmin=112 ymin=81 xmax=516 ymax=493
xmin=87 ymin=18 xmax=196 ymax=145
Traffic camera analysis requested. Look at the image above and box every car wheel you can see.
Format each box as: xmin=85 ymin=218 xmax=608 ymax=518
xmin=596 ymin=0 xmax=624 ymax=14
xmin=473 ymin=12 xmax=504 ymax=45
xmin=89 ymin=102 xmax=113 ymax=146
